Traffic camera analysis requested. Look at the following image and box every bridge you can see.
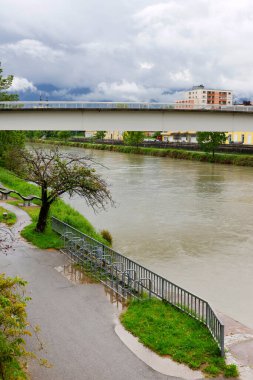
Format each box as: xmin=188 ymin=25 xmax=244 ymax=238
xmin=1 ymin=101 xmax=253 ymax=132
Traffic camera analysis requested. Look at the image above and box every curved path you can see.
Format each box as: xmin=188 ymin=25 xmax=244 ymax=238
xmin=0 ymin=203 xmax=223 ymax=380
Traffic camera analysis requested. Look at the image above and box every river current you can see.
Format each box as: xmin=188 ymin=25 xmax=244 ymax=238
xmin=62 ymin=147 xmax=253 ymax=328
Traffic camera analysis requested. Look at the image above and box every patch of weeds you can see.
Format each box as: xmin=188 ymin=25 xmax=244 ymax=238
xmin=224 ymin=364 xmax=239 ymax=378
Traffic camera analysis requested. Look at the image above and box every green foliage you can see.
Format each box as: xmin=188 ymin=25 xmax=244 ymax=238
xmin=123 ymin=131 xmax=145 ymax=146
xmin=0 ymin=206 xmax=16 ymax=226
xmin=121 ymin=299 xmax=238 ymax=378
xmin=94 ymin=131 xmax=106 ymax=140
xmin=0 ymin=63 xmax=19 ymax=101
xmin=196 ymin=132 xmax=227 ymax=158
xmin=0 ymin=132 xmax=25 ymax=163
xmin=57 ymin=131 xmax=72 ymax=141
xmin=224 ymin=364 xmax=239 ymax=378
xmin=0 ymin=274 xmax=30 ymax=379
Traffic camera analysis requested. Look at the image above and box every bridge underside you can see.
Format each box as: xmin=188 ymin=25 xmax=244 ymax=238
xmin=0 ymin=109 xmax=253 ymax=131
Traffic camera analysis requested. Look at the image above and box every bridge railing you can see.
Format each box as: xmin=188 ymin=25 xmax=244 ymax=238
xmin=0 ymin=100 xmax=253 ymax=113
xmin=51 ymin=216 xmax=224 ymax=356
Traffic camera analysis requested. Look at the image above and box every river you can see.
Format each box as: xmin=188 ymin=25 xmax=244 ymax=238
xmin=62 ymin=146 xmax=253 ymax=329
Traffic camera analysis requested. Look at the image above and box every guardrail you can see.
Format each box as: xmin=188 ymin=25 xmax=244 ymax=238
xmin=52 ymin=216 xmax=224 ymax=356
xmin=0 ymin=100 xmax=253 ymax=113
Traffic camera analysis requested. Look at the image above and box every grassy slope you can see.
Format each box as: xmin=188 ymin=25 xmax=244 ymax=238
xmin=121 ymin=299 xmax=238 ymax=378
xmin=0 ymin=166 xmax=107 ymax=248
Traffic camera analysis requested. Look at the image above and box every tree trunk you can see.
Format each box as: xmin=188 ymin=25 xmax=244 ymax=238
xmin=35 ymin=201 xmax=50 ymax=232
xmin=35 ymin=186 xmax=50 ymax=233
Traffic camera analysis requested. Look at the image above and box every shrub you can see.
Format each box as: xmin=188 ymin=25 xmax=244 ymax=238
xmin=0 ymin=274 xmax=30 ymax=379
xmin=100 ymin=229 xmax=113 ymax=245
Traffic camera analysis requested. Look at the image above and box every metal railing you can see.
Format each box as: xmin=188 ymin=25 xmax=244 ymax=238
xmin=52 ymin=216 xmax=224 ymax=356
xmin=0 ymin=100 xmax=253 ymax=113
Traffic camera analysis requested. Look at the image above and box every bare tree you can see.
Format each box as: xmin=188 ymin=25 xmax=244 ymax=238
xmin=15 ymin=147 xmax=113 ymax=233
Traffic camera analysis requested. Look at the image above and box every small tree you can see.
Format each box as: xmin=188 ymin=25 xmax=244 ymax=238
xmin=123 ymin=131 xmax=145 ymax=146
xmin=0 ymin=62 xmax=19 ymax=101
xmin=196 ymin=132 xmax=227 ymax=158
xmin=15 ymin=147 xmax=113 ymax=233
xmin=57 ymin=131 xmax=72 ymax=141
xmin=95 ymin=131 xmax=106 ymax=140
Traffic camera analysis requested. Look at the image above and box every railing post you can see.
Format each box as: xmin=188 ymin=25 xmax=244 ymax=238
xmin=220 ymin=324 xmax=225 ymax=357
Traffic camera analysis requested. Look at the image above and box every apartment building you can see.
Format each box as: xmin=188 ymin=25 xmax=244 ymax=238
xmin=176 ymin=85 xmax=233 ymax=108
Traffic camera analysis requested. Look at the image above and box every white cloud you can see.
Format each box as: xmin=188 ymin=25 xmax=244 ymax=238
xmin=10 ymin=77 xmax=37 ymax=92
xmin=139 ymin=62 xmax=154 ymax=70
xmin=169 ymin=69 xmax=192 ymax=83
xmin=0 ymin=39 xmax=64 ymax=62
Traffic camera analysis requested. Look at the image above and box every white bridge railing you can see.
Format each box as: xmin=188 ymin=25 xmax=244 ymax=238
xmin=0 ymin=101 xmax=253 ymax=113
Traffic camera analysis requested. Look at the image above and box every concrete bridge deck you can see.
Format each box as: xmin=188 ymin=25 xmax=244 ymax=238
xmin=1 ymin=101 xmax=253 ymax=132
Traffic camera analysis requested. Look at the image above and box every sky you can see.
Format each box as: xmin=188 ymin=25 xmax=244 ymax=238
xmin=1 ymin=0 xmax=253 ymax=102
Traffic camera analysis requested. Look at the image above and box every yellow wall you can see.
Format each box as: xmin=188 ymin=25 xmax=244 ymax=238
xmin=226 ymin=132 xmax=253 ymax=145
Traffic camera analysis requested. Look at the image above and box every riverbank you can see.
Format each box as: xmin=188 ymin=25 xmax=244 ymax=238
xmin=0 ymin=166 xmax=108 ymax=248
xmin=32 ymin=139 xmax=253 ymax=167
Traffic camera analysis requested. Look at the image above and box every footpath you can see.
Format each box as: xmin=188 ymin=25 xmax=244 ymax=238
xmin=0 ymin=202 xmax=252 ymax=380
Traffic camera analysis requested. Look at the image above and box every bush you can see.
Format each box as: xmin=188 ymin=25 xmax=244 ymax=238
xmin=0 ymin=274 xmax=30 ymax=379
xmin=100 ymin=229 xmax=113 ymax=244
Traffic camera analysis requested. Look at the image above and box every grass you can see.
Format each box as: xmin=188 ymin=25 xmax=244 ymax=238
xmin=0 ymin=206 xmax=16 ymax=225
xmin=34 ymin=139 xmax=253 ymax=167
xmin=120 ymin=298 xmax=239 ymax=378
xmin=0 ymin=166 xmax=108 ymax=249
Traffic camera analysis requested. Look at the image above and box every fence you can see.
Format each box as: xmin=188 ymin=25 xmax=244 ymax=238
xmin=52 ymin=216 xmax=224 ymax=356
xmin=1 ymin=100 xmax=253 ymax=113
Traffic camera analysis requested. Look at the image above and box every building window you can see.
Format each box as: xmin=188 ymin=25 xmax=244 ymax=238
xmin=242 ymin=134 xmax=245 ymax=143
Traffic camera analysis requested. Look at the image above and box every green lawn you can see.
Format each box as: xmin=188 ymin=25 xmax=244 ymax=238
xmin=0 ymin=205 xmax=17 ymax=225
xmin=121 ymin=299 xmax=238 ymax=378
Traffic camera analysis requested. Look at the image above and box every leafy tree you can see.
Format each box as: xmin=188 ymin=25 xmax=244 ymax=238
xmin=15 ymin=147 xmax=113 ymax=232
xmin=196 ymin=132 xmax=227 ymax=158
xmin=0 ymin=62 xmax=19 ymax=101
xmin=0 ymin=131 xmax=25 ymax=164
xmin=0 ymin=64 xmax=24 ymax=165
xmin=57 ymin=131 xmax=72 ymax=141
xmin=95 ymin=131 xmax=106 ymax=140
xmin=123 ymin=131 xmax=145 ymax=146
